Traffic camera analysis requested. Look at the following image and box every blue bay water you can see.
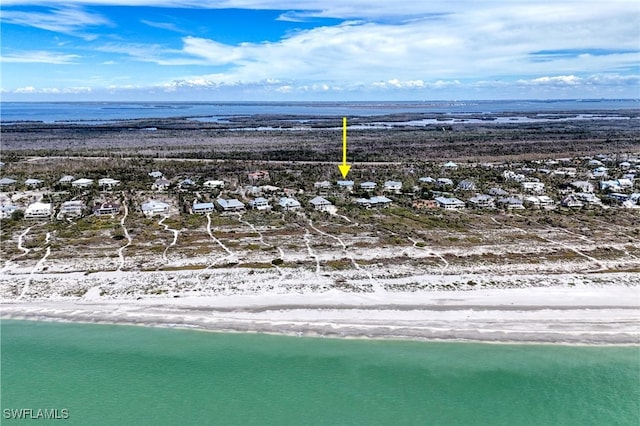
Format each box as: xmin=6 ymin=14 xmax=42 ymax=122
xmin=1 ymin=99 xmax=638 ymax=123
xmin=1 ymin=320 xmax=638 ymax=425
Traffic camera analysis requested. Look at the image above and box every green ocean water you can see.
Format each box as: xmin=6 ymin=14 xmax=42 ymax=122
xmin=1 ymin=320 xmax=638 ymax=425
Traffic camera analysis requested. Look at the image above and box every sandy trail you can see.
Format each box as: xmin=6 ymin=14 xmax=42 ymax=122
xmin=237 ymin=214 xmax=285 ymax=277
xmin=18 ymin=232 xmax=52 ymax=299
xmin=117 ymin=201 xmax=132 ymax=271
xmin=409 ymin=237 xmax=449 ymax=275
xmin=158 ymin=216 xmax=179 ymax=263
xmin=303 ymin=230 xmax=321 ymax=277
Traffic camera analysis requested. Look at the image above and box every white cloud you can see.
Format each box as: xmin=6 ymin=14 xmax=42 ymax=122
xmin=1 ymin=6 xmax=111 ymax=38
xmin=0 ymin=51 xmax=80 ymax=64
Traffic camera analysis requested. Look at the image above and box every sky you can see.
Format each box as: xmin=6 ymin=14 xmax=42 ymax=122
xmin=1 ymin=0 xmax=639 ymax=101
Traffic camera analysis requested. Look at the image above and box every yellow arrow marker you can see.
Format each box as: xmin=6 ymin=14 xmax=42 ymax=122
xmin=338 ymin=117 xmax=351 ymax=178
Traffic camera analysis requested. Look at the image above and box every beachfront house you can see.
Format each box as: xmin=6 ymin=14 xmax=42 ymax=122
xmin=148 ymin=171 xmax=163 ymax=179
xmin=384 ymin=181 xmax=402 ymax=193
xmin=314 ymin=181 xmax=331 ymax=190
xmin=360 ymin=182 xmax=377 ymax=191
xmin=436 ymin=178 xmax=454 ymax=188
xmin=192 ymin=201 xmax=215 ymax=214
xmin=468 ymin=194 xmax=495 ymax=209
xmin=0 ymin=177 xmax=18 ymax=190
xmin=355 ymin=196 xmax=392 ymax=209
xmin=249 ymin=197 xmax=271 ymax=211
xmin=99 ymin=178 xmax=120 ymax=191
xmin=336 ymin=180 xmax=354 ymax=191
xmin=72 ymin=178 xmax=94 ymax=189
xmin=443 ymin=161 xmax=458 ymax=170
xmin=522 ymin=181 xmax=545 ymax=193
xmin=152 ymin=178 xmax=171 ymax=191
xmin=561 ymin=195 xmax=583 ymax=208
xmin=25 ymin=178 xmax=44 ymax=188
xmin=574 ymin=192 xmax=602 ymax=207
xmin=309 ymin=196 xmax=333 ymax=212
xmin=497 ymin=196 xmax=525 ymax=210
xmin=141 ymin=200 xmax=170 ymax=217
xmin=217 ymin=198 xmax=245 ymax=212
xmin=0 ymin=204 xmax=20 ymax=219
xmin=57 ymin=200 xmax=86 ymax=219
xmin=278 ymin=197 xmax=301 ymax=211
xmin=525 ymin=196 xmax=555 ymax=210
xmin=419 ymin=177 xmax=436 ymax=184
xmin=457 ymin=180 xmax=476 ymax=192
xmin=203 ymin=180 xmax=225 ymax=189
xmin=93 ymin=202 xmax=120 ymax=216
xmin=58 ymin=175 xmax=75 ymax=186
xmin=24 ymin=202 xmax=52 ymax=219
xmin=435 ymin=196 xmax=465 ymax=210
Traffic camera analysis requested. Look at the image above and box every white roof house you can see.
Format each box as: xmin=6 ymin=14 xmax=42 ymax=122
xmin=25 ymin=178 xmax=43 ymax=188
xmin=93 ymin=202 xmax=120 ymax=216
xmin=57 ymin=200 xmax=86 ymax=218
xmin=0 ymin=177 xmax=17 ymax=187
xmin=435 ymin=196 xmax=465 ymax=210
xmin=314 ymin=181 xmax=331 ymax=189
xmin=443 ymin=161 xmax=458 ymax=169
xmin=384 ymin=181 xmax=402 ymax=193
xmin=59 ymin=175 xmax=75 ymax=184
xmin=99 ymin=178 xmax=120 ymax=190
xmin=497 ymin=196 xmax=525 ymax=210
xmin=249 ymin=197 xmax=271 ymax=210
xmin=522 ymin=181 xmax=545 ymax=193
xmin=457 ymin=180 xmax=476 ymax=191
xmin=152 ymin=178 xmax=171 ymax=191
xmin=148 ymin=171 xmax=163 ymax=178
xmin=141 ymin=200 xmax=169 ymax=217
xmin=419 ymin=177 xmax=436 ymax=184
xmin=0 ymin=204 xmax=19 ymax=219
xmin=192 ymin=201 xmax=215 ymax=214
xmin=336 ymin=180 xmax=354 ymax=191
xmin=278 ymin=197 xmax=301 ymax=211
xmin=360 ymin=182 xmax=377 ymax=191
xmin=436 ymin=178 xmax=454 ymax=187
xmin=217 ymin=198 xmax=245 ymax=212
xmin=355 ymin=196 xmax=392 ymax=208
xmin=24 ymin=202 xmax=52 ymax=219
xmin=468 ymin=194 xmax=495 ymax=208
xmin=309 ymin=196 xmax=332 ymax=211
xmin=72 ymin=178 xmax=94 ymax=188
xmin=203 ymin=180 xmax=225 ymax=189
xmin=525 ymin=196 xmax=555 ymax=209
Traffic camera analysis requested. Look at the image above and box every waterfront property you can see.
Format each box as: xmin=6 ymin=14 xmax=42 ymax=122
xmin=217 ymin=198 xmax=245 ymax=212
xmin=93 ymin=202 xmax=120 ymax=216
xmin=310 ymin=196 xmax=333 ymax=212
xmin=141 ymin=200 xmax=170 ymax=217
xmin=57 ymin=200 xmax=86 ymax=219
xmin=435 ymin=196 xmax=465 ymax=210
xmin=249 ymin=197 xmax=271 ymax=211
xmin=192 ymin=201 xmax=215 ymax=214
xmin=24 ymin=202 xmax=52 ymax=219
xmin=279 ymin=197 xmax=301 ymax=211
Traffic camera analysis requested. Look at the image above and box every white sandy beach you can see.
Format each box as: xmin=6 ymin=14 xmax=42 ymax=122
xmin=2 ymin=269 xmax=639 ymax=344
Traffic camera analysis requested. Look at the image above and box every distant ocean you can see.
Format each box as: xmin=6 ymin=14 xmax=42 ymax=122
xmin=2 ymin=320 xmax=639 ymax=425
xmin=1 ymin=99 xmax=638 ymax=123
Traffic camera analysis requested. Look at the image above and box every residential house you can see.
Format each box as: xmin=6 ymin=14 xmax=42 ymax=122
xmin=203 ymin=180 xmax=225 ymax=189
xmin=314 ymin=181 xmax=331 ymax=190
xmin=468 ymin=194 xmax=495 ymax=209
xmin=93 ymin=202 xmax=120 ymax=216
xmin=192 ymin=201 xmax=215 ymax=214
xmin=58 ymin=175 xmax=75 ymax=185
xmin=619 ymin=161 xmax=631 ymax=170
xmin=57 ymin=200 xmax=86 ymax=219
xmin=488 ymin=187 xmax=508 ymax=197
xmin=497 ymin=196 xmax=525 ymax=210
xmin=248 ymin=170 xmax=270 ymax=182
xmin=148 ymin=171 xmax=163 ymax=179
xmin=360 ymin=182 xmax=377 ymax=191
xmin=457 ymin=180 xmax=476 ymax=191
xmin=245 ymin=185 xmax=262 ymax=197
xmin=524 ymin=195 xmax=555 ymax=210
xmin=99 ymin=178 xmax=120 ymax=190
xmin=152 ymin=178 xmax=171 ymax=191
xmin=260 ymin=185 xmax=280 ymax=193
xmin=574 ymin=192 xmax=602 ymax=207
xmin=561 ymin=195 xmax=583 ymax=208
xmin=249 ymin=197 xmax=271 ymax=211
xmin=355 ymin=196 xmax=392 ymax=208
xmin=503 ymin=170 xmax=526 ymax=182
xmin=336 ymin=180 xmax=354 ymax=191
xmin=309 ymin=196 xmax=333 ymax=212
xmin=522 ymin=181 xmax=545 ymax=193
xmin=591 ymin=167 xmax=608 ymax=178
xmin=600 ymin=179 xmax=633 ymax=192
xmin=436 ymin=178 xmax=454 ymax=188
xmin=0 ymin=177 xmax=17 ymax=189
xmin=141 ymin=200 xmax=169 ymax=217
xmin=434 ymin=196 xmax=465 ymax=210
xmin=570 ymin=181 xmax=594 ymax=193
xmin=0 ymin=204 xmax=19 ymax=219
xmin=180 ymin=179 xmax=196 ymax=189
xmin=443 ymin=161 xmax=458 ymax=170
xmin=25 ymin=178 xmax=43 ymax=188
xmin=418 ymin=177 xmax=435 ymax=184
xmin=72 ymin=178 xmax=94 ymax=188
xmin=217 ymin=198 xmax=245 ymax=212
xmin=278 ymin=197 xmax=301 ymax=211
xmin=384 ymin=181 xmax=402 ymax=193
xmin=24 ymin=202 xmax=52 ymax=219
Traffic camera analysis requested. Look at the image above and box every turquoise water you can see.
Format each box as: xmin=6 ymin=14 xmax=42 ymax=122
xmin=2 ymin=320 xmax=638 ymax=425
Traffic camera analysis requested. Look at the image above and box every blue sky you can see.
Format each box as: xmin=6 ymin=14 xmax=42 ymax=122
xmin=1 ymin=0 xmax=639 ymax=101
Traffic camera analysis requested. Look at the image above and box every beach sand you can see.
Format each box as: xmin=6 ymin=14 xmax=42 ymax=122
xmin=2 ymin=273 xmax=638 ymax=344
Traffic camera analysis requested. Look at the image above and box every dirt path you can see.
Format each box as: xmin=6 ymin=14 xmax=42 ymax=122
xmin=303 ymin=230 xmax=321 ymax=277
xmin=238 ymin=214 xmax=285 ymax=277
xmin=18 ymin=231 xmax=52 ymax=299
xmin=158 ymin=216 xmax=179 ymax=263
xmin=408 ymin=236 xmax=449 ymax=275
xmin=117 ymin=201 xmax=133 ymax=271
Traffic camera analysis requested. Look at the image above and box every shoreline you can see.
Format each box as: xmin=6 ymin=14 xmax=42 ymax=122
xmin=3 ymin=285 xmax=638 ymax=345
